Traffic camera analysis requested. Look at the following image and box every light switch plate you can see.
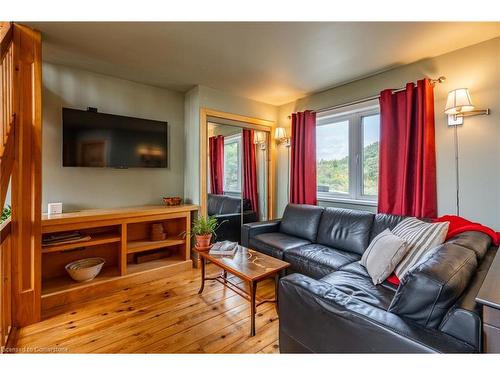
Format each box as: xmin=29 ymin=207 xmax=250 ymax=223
xmin=48 ymin=202 xmax=63 ymax=215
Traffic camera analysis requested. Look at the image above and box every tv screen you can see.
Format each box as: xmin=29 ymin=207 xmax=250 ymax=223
xmin=62 ymin=108 xmax=168 ymax=168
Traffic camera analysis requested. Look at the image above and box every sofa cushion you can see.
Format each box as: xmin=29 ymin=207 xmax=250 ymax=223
xmin=438 ymin=248 xmax=496 ymax=349
xmin=389 ymin=243 xmax=478 ymax=329
xmin=250 ymin=232 xmax=310 ymax=259
xmin=340 ymin=261 xmax=399 ymax=292
xmin=219 ymin=195 xmax=242 ymax=214
xmin=207 ymin=194 xmax=224 ymax=215
xmin=370 ymin=213 xmax=407 ymax=241
xmin=393 ymin=218 xmax=449 ymax=279
xmin=280 ymin=204 xmax=324 ymax=242
xmin=316 ymin=207 xmax=374 ymax=255
xmin=446 ymin=231 xmax=491 ymax=261
xmin=360 ymin=229 xmax=409 ymax=285
xmin=320 ymin=269 xmax=396 ymax=310
xmin=284 ymin=244 xmax=360 ymax=279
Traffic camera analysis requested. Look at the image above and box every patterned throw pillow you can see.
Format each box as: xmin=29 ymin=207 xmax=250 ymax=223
xmin=360 ymin=229 xmax=409 ymax=285
xmin=393 ymin=217 xmax=449 ymax=279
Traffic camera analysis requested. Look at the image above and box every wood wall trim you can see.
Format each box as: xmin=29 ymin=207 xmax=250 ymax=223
xmin=199 ymin=107 xmax=276 ymax=219
xmin=205 ymin=108 xmax=275 ymax=131
xmin=10 ymin=23 xmax=42 ymax=326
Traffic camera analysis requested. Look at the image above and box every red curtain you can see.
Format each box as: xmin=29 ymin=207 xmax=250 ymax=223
xmin=242 ymin=129 xmax=259 ymax=216
xmin=378 ymin=78 xmax=437 ymax=218
xmin=290 ymin=110 xmax=317 ymax=205
xmin=209 ymin=135 xmax=224 ymax=195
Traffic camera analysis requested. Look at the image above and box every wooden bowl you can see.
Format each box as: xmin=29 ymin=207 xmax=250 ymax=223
xmin=65 ymin=257 xmax=105 ymax=282
xmin=163 ymin=197 xmax=182 ymax=206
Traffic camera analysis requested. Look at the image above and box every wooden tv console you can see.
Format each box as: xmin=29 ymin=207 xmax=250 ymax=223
xmin=41 ymin=205 xmax=198 ymax=311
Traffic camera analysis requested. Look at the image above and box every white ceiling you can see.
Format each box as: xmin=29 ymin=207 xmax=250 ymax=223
xmin=26 ymin=22 xmax=500 ymax=105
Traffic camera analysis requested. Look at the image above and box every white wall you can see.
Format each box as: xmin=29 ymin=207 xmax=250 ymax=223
xmin=40 ymin=38 xmax=500 ymax=230
xmin=42 ymin=63 xmax=185 ymax=212
xmin=183 ymin=85 xmax=278 ymax=210
xmin=277 ymin=37 xmax=500 ymax=229
xmin=184 ymin=86 xmax=201 ymax=205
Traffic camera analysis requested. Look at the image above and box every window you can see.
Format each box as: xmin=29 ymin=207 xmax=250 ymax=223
xmin=317 ymin=120 xmax=350 ymax=195
xmin=362 ymin=114 xmax=380 ymax=196
xmin=223 ymin=134 xmax=242 ymax=193
xmin=316 ymin=101 xmax=380 ymax=204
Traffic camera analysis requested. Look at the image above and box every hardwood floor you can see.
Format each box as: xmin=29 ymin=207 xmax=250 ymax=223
xmin=13 ymin=263 xmax=280 ymax=353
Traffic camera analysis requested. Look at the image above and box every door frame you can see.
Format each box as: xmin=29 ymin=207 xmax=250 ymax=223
xmin=199 ymin=107 xmax=276 ymax=220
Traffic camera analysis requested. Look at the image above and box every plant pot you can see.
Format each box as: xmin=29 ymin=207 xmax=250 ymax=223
xmin=195 ymin=233 xmax=212 ymax=249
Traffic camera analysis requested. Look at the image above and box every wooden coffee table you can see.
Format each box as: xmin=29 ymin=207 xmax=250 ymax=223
xmin=194 ymin=246 xmax=290 ymax=336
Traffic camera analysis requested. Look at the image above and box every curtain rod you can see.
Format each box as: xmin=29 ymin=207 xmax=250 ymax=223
xmin=287 ymin=76 xmax=446 ymax=119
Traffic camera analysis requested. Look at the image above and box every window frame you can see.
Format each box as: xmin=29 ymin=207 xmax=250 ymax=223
xmin=316 ymin=100 xmax=380 ymax=206
xmin=223 ymin=133 xmax=242 ymax=194
xmin=316 ymin=115 xmax=351 ymax=198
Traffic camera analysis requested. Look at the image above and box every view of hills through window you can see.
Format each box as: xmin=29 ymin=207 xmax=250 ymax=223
xmin=317 ymin=120 xmax=350 ymax=194
xmin=362 ymin=114 xmax=380 ymax=196
xmin=224 ymin=139 xmax=240 ymax=192
xmin=317 ymin=114 xmax=379 ymax=197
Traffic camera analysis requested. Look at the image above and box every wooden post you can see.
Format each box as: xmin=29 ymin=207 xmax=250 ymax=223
xmin=10 ymin=24 xmax=42 ymax=326
xmin=120 ymin=224 xmax=127 ymax=275
xmin=184 ymin=211 xmax=191 ymax=261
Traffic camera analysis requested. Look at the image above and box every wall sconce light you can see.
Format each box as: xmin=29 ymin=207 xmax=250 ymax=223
xmin=445 ymin=88 xmax=489 ymax=126
xmin=253 ymin=131 xmax=267 ymax=150
xmin=444 ymin=88 xmax=490 ymax=216
xmin=274 ymin=127 xmax=291 ymax=147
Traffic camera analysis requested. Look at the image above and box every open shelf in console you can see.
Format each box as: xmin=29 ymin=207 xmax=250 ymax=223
xmin=125 ymin=217 xmax=188 ymax=262
xmin=127 ymin=238 xmax=185 ymax=254
xmin=41 ymin=238 xmax=120 ymax=300
xmin=42 ymin=232 xmax=121 ymax=254
xmin=41 ymin=205 xmax=197 ymax=311
xmin=42 ymin=266 xmax=120 ymax=297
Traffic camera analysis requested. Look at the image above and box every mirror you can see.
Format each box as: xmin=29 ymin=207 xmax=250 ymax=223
xmin=207 ymin=120 xmax=269 ymax=243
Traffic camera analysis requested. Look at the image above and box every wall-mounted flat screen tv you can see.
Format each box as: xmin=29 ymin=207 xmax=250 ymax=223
xmin=62 ymin=108 xmax=168 ymax=168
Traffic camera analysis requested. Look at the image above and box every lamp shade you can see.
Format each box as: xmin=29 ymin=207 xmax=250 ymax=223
xmin=445 ymin=88 xmax=475 ymax=115
xmin=274 ymin=127 xmax=287 ymax=140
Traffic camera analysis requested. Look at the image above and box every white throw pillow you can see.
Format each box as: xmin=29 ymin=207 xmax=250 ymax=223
xmin=360 ymin=229 xmax=409 ymax=285
xmin=392 ymin=217 xmax=449 ymax=279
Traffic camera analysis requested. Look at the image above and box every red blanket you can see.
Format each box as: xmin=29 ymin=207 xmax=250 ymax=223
xmin=385 ymin=215 xmax=499 ymax=286
xmin=433 ymin=215 xmax=500 ymax=247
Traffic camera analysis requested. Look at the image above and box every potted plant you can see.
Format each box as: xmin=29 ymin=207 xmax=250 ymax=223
xmin=1 ymin=205 xmax=11 ymax=224
xmin=192 ymin=215 xmax=224 ymax=249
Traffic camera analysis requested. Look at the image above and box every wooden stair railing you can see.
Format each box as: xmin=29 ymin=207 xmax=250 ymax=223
xmin=0 ymin=23 xmax=15 ymax=351
xmin=0 ymin=21 xmax=42 ymax=335
xmin=0 ymin=218 xmax=12 ymax=352
xmin=0 ymin=22 xmax=15 ymax=212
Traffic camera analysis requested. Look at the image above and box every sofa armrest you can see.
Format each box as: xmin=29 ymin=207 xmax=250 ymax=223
xmin=241 ymin=219 xmax=281 ymax=247
xmin=242 ymin=211 xmax=258 ymax=224
xmin=279 ymin=274 xmax=477 ymax=353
